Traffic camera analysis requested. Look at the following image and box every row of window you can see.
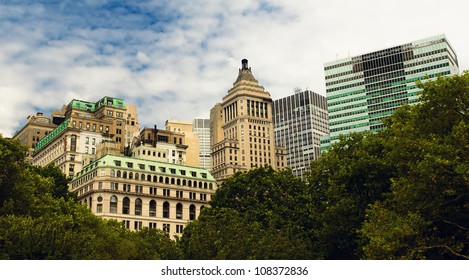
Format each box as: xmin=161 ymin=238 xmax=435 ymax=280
xmin=105 ymin=196 xmax=201 ymax=220
xmin=110 ymin=170 xmax=214 ymax=189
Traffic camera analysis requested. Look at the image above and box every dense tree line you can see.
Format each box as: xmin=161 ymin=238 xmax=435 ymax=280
xmin=0 ymin=136 xmax=182 ymax=260
xmin=0 ymin=73 xmax=467 ymax=259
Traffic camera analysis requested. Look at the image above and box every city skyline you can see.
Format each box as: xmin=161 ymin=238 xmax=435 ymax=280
xmin=2 ymin=1 xmax=469 ymax=137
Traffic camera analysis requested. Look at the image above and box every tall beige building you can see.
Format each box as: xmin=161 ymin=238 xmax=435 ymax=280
xmin=210 ymin=59 xmax=286 ymax=181
xmin=12 ymin=112 xmax=58 ymax=161
xmin=165 ymin=120 xmax=200 ymax=167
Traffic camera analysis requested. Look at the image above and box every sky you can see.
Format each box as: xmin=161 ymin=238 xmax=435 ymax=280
xmin=1 ymin=0 xmax=468 ymax=137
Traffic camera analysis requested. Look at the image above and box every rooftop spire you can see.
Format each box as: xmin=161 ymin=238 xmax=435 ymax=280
xmin=241 ymin=59 xmax=249 ymax=70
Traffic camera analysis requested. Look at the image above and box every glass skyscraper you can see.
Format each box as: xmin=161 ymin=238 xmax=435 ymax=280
xmin=273 ymin=89 xmax=329 ymax=178
xmin=321 ymin=34 xmax=459 ymax=151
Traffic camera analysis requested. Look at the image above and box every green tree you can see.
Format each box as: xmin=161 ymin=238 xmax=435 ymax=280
xmin=0 ymin=135 xmax=180 ymax=260
xmin=306 ymin=132 xmax=395 ymax=259
xmin=181 ymin=167 xmax=313 ymax=259
xmin=360 ymin=73 xmax=469 ymax=259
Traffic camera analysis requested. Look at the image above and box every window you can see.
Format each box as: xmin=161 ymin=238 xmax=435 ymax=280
xmin=163 ymin=224 xmax=170 ymax=233
xmin=96 ymin=204 xmax=103 ymax=213
xmin=149 ymin=222 xmax=157 ymax=229
xmin=163 ymin=202 xmax=170 ymax=218
xmin=176 ymin=203 xmax=183 ymax=219
xmin=134 ymin=221 xmax=142 ymax=230
xmin=123 ymin=220 xmax=130 ymax=229
xmin=135 ymin=198 xmax=142 ymax=215
xmin=122 ymin=197 xmax=130 ymax=214
xmin=110 ymin=196 xmax=118 ymax=213
xmin=176 ymin=190 xmax=183 ymax=198
xmin=85 ymin=137 xmax=89 ymax=144
xmin=163 ymin=189 xmax=170 ymax=196
xmin=111 ymin=182 xmax=119 ymax=191
xmin=176 ymin=225 xmax=184 ymax=233
xmin=149 ymin=200 xmax=156 ymax=217
xmin=189 ymin=204 xmax=196 ymax=220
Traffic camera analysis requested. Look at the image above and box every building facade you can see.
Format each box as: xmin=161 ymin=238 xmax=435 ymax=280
xmin=210 ymin=59 xmax=286 ymax=181
xmin=165 ymin=120 xmax=200 ymax=167
xmin=320 ymin=34 xmax=459 ymax=151
xmin=31 ymin=96 xmax=139 ymax=178
xmin=273 ymin=89 xmax=329 ymax=178
xmin=193 ymin=118 xmax=211 ymax=170
xmin=70 ymin=154 xmax=216 ymax=238
xmin=130 ymin=127 xmax=189 ymax=165
xmin=12 ymin=112 xmax=58 ymax=160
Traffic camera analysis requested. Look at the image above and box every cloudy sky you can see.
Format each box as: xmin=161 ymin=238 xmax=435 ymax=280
xmin=1 ymin=0 xmax=468 ymax=137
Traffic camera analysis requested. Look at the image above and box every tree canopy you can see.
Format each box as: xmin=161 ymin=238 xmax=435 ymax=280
xmin=0 ymin=136 xmax=182 ymax=260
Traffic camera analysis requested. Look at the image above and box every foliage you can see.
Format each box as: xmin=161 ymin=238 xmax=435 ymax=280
xmin=0 ymin=135 xmax=181 ymax=260
xmin=360 ymin=73 xmax=469 ymax=259
xmin=181 ymin=167 xmax=313 ymax=259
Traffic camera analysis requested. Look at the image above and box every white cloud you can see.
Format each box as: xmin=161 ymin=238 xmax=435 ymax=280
xmin=1 ymin=0 xmax=468 ymax=137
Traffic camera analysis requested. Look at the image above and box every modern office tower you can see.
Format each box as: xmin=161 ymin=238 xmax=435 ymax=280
xmin=273 ymin=89 xmax=329 ymax=178
xmin=130 ymin=127 xmax=189 ymax=165
xmin=70 ymin=154 xmax=216 ymax=238
xmin=165 ymin=120 xmax=200 ymax=167
xmin=12 ymin=112 xmax=58 ymax=160
xmin=31 ymin=96 xmax=139 ymax=178
xmin=210 ymin=59 xmax=286 ymax=181
xmin=320 ymin=34 xmax=459 ymax=151
xmin=193 ymin=118 xmax=211 ymax=170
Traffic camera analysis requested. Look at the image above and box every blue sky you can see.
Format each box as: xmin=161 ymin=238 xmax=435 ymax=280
xmin=1 ymin=0 xmax=469 ymax=137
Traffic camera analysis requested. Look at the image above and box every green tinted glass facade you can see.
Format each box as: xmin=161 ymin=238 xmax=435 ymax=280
xmin=321 ymin=34 xmax=459 ymax=151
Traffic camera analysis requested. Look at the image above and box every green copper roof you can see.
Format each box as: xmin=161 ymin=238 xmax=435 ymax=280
xmin=34 ymin=118 xmax=71 ymax=153
xmin=68 ymin=96 xmax=126 ymax=112
xmin=72 ymin=154 xmax=216 ymax=182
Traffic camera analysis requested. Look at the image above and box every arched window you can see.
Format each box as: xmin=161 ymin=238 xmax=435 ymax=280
xmin=182 ymin=179 xmax=186 ymax=186
xmin=188 ymin=180 xmax=192 ymax=187
xmin=163 ymin=201 xmax=170 ymax=218
xmin=110 ymin=195 xmax=118 ymax=213
xmin=176 ymin=203 xmax=183 ymax=219
xmin=177 ymin=179 xmax=181 ymax=186
xmin=123 ymin=197 xmax=130 ymax=214
xmin=200 ymin=205 xmax=205 ymax=213
xmin=159 ymin=176 xmax=163 ymax=183
xmin=141 ymin=174 xmax=145 ymax=180
xmin=135 ymin=198 xmax=142 ymax=215
xmin=165 ymin=177 xmax=169 ymax=184
xmin=153 ymin=175 xmax=157 ymax=182
xmin=171 ymin=178 xmax=175 ymax=185
xmin=209 ymin=183 xmax=213 ymax=190
xmin=204 ymin=182 xmax=207 ymax=189
xmin=135 ymin=173 xmax=139 ymax=180
xmin=116 ymin=170 xmax=121 ymax=177
xmin=129 ymin=172 xmax=133 ymax=179
xmin=199 ymin=182 xmax=203 ymax=188
xmin=111 ymin=169 xmax=115 ymax=177
xmin=123 ymin=171 xmax=127 ymax=179
xmin=149 ymin=200 xmax=156 ymax=217
xmin=147 ymin=175 xmax=151 ymax=181
xmin=189 ymin=204 xmax=196 ymax=220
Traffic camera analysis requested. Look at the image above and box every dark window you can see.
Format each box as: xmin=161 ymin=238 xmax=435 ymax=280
xmin=189 ymin=204 xmax=196 ymax=220
xmin=134 ymin=198 xmax=142 ymax=215
xmin=163 ymin=202 xmax=170 ymax=218
xmin=149 ymin=200 xmax=156 ymax=217
xmin=176 ymin=203 xmax=183 ymax=219
xmin=122 ymin=197 xmax=130 ymax=214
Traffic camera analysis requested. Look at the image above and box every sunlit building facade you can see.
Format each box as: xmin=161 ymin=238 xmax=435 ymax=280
xmin=273 ymin=89 xmax=329 ymax=178
xmin=70 ymin=154 xmax=216 ymax=238
xmin=321 ymin=34 xmax=459 ymax=151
